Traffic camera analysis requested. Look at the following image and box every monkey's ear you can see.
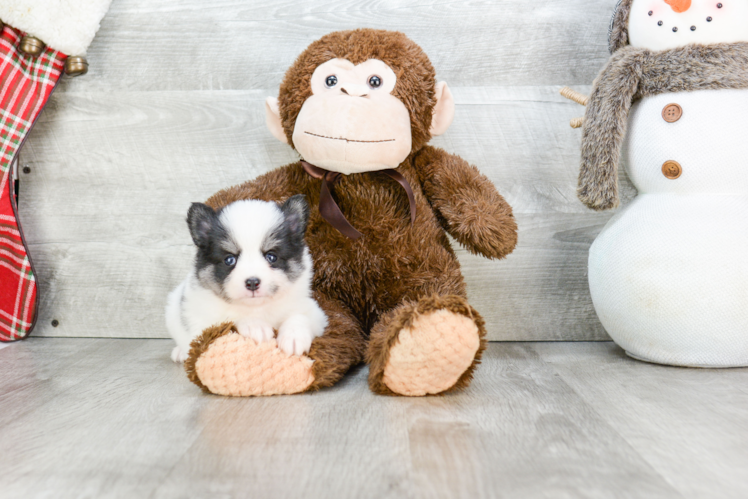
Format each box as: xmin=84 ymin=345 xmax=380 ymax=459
xmin=265 ymin=96 xmax=288 ymax=144
xmin=429 ymin=81 xmax=455 ymax=136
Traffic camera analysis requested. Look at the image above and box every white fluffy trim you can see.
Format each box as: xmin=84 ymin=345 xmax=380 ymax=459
xmin=0 ymin=0 xmax=112 ymax=56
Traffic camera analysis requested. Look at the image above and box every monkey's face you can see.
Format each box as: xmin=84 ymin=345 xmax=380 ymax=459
xmin=266 ymin=31 xmax=455 ymax=175
xmin=290 ymin=58 xmax=412 ymax=175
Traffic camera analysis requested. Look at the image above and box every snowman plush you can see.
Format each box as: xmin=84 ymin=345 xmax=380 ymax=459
xmin=573 ymin=0 xmax=748 ymax=367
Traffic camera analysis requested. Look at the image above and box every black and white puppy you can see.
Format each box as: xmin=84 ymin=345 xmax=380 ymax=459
xmin=165 ymin=195 xmax=327 ymax=363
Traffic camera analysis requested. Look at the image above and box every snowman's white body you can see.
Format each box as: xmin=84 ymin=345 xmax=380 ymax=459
xmin=589 ymin=88 xmax=748 ymax=366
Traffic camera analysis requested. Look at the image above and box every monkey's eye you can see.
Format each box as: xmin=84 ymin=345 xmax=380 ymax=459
xmin=368 ymin=75 xmax=382 ymax=88
xmin=325 ymin=75 xmax=338 ymax=88
xmin=224 ymin=255 xmax=237 ymax=266
xmin=265 ymin=252 xmax=278 ymax=264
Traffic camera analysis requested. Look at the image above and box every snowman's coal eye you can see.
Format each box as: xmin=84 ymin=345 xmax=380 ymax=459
xmin=658 ymin=20 xmax=664 ymax=26
xmin=325 ymin=75 xmax=338 ymax=88
xmin=691 ymin=26 xmax=697 ymax=31
xmin=368 ymin=75 xmax=382 ymax=89
xmin=717 ymin=3 xmax=723 ymax=8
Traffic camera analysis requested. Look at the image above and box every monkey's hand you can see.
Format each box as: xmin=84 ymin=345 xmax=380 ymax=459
xmin=414 ymin=146 xmax=517 ymax=260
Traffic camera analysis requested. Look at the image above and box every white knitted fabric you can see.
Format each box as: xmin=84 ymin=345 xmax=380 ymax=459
xmin=590 ymin=89 xmax=748 ymax=367
xmin=0 ymin=0 xmax=112 ymax=55
xmin=625 ymin=90 xmax=748 ymax=195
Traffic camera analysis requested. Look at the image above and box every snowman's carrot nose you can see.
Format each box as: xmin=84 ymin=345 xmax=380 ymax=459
xmin=664 ymin=0 xmax=691 ymax=13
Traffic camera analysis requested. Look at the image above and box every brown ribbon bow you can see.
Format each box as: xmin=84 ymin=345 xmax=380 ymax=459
xmin=300 ymin=160 xmax=416 ymax=240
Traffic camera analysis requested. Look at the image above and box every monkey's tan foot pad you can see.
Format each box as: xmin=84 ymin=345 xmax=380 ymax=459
xmin=185 ymin=322 xmax=314 ymax=397
xmin=383 ymin=307 xmax=482 ymax=397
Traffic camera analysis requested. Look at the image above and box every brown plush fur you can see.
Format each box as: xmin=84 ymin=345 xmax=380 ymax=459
xmin=580 ymin=42 xmax=748 ymax=210
xmin=366 ymin=294 xmax=488 ymax=396
xmin=198 ymin=29 xmax=517 ymax=396
xmin=307 ymin=292 xmax=367 ymax=390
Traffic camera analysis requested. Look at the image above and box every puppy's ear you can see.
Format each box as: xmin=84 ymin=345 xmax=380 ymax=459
xmin=279 ymin=195 xmax=310 ymax=239
xmin=187 ymin=203 xmax=218 ymax=248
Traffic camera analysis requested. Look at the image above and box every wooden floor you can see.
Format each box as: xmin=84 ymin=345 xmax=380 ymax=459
xmin=1 ymin=339 xmax=747 ymax=498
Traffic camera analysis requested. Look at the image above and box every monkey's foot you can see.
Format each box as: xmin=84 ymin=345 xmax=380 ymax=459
xmin=185 ymin=322 xmax=314 ymax=397
xmin=368 ymin=295 xmax=486 ymax=396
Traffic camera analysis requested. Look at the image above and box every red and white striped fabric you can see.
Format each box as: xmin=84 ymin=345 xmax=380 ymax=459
xmin=0 ymin=26 xmax=65 ymax=341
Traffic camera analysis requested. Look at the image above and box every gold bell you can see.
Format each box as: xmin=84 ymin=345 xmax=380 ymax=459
xmin=64 ymin=56 xmax=89 ymax=77
xmin=19 ymin=35 xmax=45 ymax=56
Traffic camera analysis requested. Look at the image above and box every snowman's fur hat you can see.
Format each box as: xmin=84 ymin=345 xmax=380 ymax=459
xmin=580 ymin=41 xmax=748 ymax=210
xmin=608 ymin=0 xmax=635 ymax=53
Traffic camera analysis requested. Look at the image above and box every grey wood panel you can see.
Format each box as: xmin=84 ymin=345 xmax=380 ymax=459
xmin=57 ymin=0 xmax=617 ymax=94
xmin=19 ymin=85 xmax=633 ymax=340
xmin=4 ymin=339 xmax=726 ymax=498
xmin=534 ymin=342 xmax=748 ymax=499
xmin=0 ymin=339 xmax=209 ymax=498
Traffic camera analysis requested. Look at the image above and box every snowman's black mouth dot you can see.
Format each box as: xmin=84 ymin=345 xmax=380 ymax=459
xmin=648 ymin=10 xmax=653 ymax=16
xmin=658 ymin=20 xmax=664 ymax=26
xmin=673 ymin=26 xmax=679 ymax=32
xmin=691 ymin=26 xmax=697 ymax=31
xmin=717 ymin=3 xmax=723 ymax=8
xmin=707 ymin=16 xmax=713 ymax=21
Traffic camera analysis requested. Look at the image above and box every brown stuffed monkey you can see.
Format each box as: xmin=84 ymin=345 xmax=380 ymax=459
xmin=185 ymin=29 xmax=518 ymax=397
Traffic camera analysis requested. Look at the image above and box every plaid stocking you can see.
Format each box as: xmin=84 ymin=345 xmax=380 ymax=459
xmin=0 ymin=26 xmax=65 ymax=341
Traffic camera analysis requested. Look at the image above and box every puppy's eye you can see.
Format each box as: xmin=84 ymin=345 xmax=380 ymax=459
xmin=368 ymin=75 xmax=382 ymax=88
xmin=224 ymin=255 xmax=236 ymax=266
xmin=325 ymin=75 xmax=337 ymax=88
xmin=265 ymin=252 xmax=278 ymax=264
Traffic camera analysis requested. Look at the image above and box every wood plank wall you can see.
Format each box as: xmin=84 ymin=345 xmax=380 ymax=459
xmin=18 ymin=0 xmax=636 ymax=340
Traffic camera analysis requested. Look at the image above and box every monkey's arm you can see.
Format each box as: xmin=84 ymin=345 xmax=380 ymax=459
xmin=205 ymin=163 xmax=306 ymax=209
xmin=413 ymin=146 xmax=517 ymax=260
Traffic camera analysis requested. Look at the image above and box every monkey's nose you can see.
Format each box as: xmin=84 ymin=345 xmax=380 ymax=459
xmin=340 ymin=85 xmax=369 ymax=98
xmin=245 ymin=278 xmax=261 ymax=291
xmin=664 ymin=0 xmax=691 ymax=12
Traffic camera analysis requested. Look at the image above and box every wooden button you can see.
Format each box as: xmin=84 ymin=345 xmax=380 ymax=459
xmin=662 ymin=103 xmax=682 ymax=123
xmin=662 ymin=160 xmax=682 ymax=179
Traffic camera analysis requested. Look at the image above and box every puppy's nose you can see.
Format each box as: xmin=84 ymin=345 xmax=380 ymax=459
xmin=245 ymin=278 xmax=261 ymax=291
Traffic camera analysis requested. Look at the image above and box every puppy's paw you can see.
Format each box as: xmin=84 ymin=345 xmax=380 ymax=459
xmin=277 ymin=323 xmax=313 ymax=356
xmin=171 ymin=345 xmax=188 ymax=363
xmin=236 ymin=319 xmax=275 ymax=345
